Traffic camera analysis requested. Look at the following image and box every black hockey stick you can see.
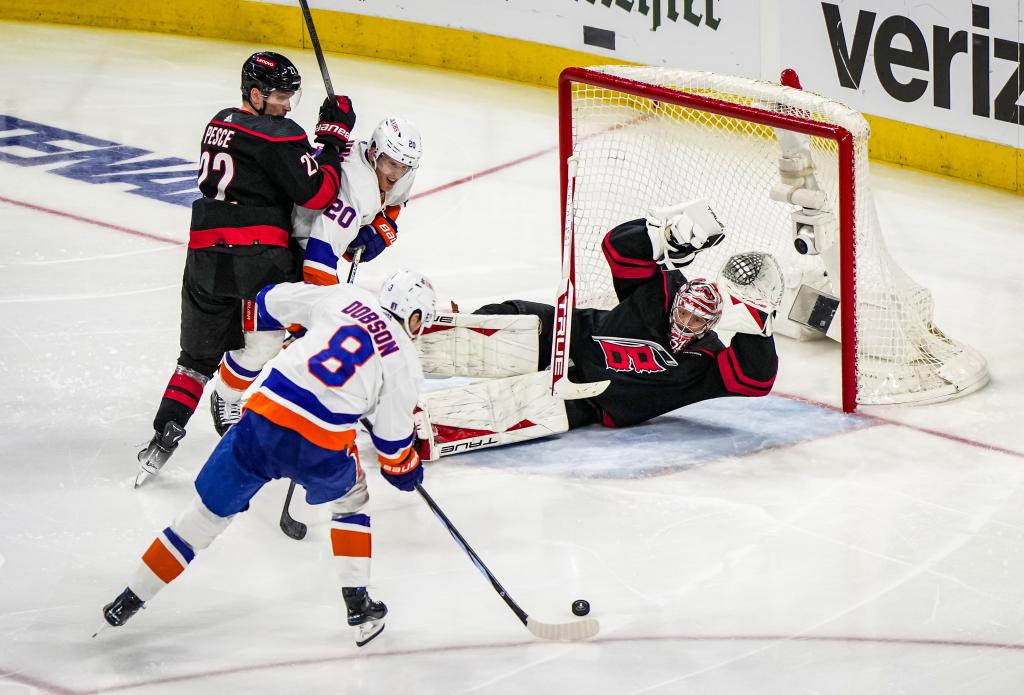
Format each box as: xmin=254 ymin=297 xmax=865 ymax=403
xmin=415 ymin=483 xmax=600 ymax=641
xmin=279 ymin=247 xmax=364 ymax=540
xmin=298 ymin=0 xmax=334 ymax=98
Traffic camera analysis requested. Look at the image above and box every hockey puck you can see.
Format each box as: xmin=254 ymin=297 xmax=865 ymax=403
xmin=571 ymin=599 xmax=590 ymax=616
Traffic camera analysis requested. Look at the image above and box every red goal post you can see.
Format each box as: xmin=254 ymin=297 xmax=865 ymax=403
xmin=554 ymin=66 xmax=988 ymax=412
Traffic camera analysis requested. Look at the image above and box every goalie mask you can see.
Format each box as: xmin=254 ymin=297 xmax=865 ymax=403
xmin=669 ymin=278 xmax=722 ymax=352
xmin=379 ymin=269 xmax=436 ymax=339
xmin=370 ymin=116 xmax=422 ymax=170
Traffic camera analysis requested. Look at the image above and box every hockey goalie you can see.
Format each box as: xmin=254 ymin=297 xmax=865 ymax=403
xmin=414 ymin=199 xmax=784 ymax=460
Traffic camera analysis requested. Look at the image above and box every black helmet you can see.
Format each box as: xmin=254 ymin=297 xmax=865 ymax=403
xmin=240 ymin=52 xmax=301 ymax=101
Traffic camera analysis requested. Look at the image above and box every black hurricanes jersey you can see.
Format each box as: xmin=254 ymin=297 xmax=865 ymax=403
xmin=188 ymin=108 xmax=340 ymax=249
xmin=570 ymin=218 xmax=778 ymax=427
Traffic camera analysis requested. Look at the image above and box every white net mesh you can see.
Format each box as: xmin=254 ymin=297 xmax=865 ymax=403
xmin=566 ymin=66 xmax=988 ymax=407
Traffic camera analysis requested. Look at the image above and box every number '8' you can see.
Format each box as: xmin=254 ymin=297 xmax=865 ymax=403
xmin=308 ymin=325 xmax=374 ymax=387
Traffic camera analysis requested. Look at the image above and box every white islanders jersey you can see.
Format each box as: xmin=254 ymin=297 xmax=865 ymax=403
xmin=246 ymin=282 xmax=423 ymax=468
xmin=296 ymin=140 xmax=417 ymax=285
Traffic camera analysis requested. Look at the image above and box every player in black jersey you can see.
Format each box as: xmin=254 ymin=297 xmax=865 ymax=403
xmin=135 ymin=51 xmax=357 ymax=487
xmin=411 ymin=200 xmax=784 ymax=460
xmin=475 ymin=208 xmax=780 ymax=429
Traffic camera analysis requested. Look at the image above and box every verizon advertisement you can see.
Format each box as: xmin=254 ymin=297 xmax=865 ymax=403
xmin=780 ymin=1 xmax=1021 ymax=148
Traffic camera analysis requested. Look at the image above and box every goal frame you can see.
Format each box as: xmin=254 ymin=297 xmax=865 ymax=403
xmin=555 ymin=66 xmax=860 ymax=412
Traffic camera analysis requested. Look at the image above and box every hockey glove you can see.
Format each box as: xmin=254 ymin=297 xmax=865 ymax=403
xmin=315 ymin=95 xmax=356 ymax=151
xmin=646 ymin=199 xmax=726 ymax=269
xmin=344 ymin=210 xmax=398 ymax=262
xmin=717 ymin=252 xmax=785 ymax=337
xmin=379 ymin=448 xmax=423 ymax=492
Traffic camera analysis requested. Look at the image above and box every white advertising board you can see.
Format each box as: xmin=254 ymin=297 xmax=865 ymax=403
xmin=258 ymin=0 xmax=762 ymax=75
xmin=260 ymin=0 xmax=1022 ymax=148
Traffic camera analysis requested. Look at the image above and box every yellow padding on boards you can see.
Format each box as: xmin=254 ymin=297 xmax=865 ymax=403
xmin=865 ymin=114 xmax=1020 ymax=194
xmin=2 ymin=0 xmax=1019 ymax=193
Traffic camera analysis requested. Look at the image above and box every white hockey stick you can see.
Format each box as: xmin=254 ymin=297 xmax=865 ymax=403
xmin=416 ymin=483 xmax=600 ymax=641
xmin=551 ymin=156 xmax=610 ymax=400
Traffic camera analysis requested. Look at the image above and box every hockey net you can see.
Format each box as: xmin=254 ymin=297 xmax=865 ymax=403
xmin=559 ymin=66 xmax=988 ymax=411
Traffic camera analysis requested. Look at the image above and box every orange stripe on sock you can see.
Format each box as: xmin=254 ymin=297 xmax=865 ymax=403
xmin=330 ymin=528 xmax=372 ymax=558
xmin=218 ymin=362 xmax=253 ymax=391
xmin=245 ymin=392 xmax=357 ymax=451
xmin=142 ymin=539 xmax=186 ymax=584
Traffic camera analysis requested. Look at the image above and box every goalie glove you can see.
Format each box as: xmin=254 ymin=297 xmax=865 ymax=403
xmin=717 ymin=252 xmax=785 ymax=337
xmin=646 ymin=199 xmax=726 ymax=270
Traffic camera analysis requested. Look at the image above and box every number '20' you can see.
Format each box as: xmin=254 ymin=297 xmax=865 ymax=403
xmin=323 ymin=199 xmax=356 ymax=228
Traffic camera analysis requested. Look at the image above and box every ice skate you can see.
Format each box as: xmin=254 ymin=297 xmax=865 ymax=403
xmin=135 ymin=421 xmax=186 ymax=487
xmin=93 ymin=587 xmax=145 ymax=637
xmin=210 ymin=390 xmax=242 ymax=437
xmin=343 ymin=587 xmax=387 ymax=647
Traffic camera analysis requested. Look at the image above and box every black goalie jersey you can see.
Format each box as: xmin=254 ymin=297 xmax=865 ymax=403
xmin=569 ymin=218 xmax=779 ymax=428
xmin=188 ymin=108 xmax=340 ymax=249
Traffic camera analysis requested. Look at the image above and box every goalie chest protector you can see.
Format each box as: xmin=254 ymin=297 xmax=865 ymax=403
xmin=571 ymin=272 xmax=777 ymax=428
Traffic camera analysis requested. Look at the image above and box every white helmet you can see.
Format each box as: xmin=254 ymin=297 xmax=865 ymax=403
xmin=370 ymin=116 xmax=422 ymax=169
xmin=379 ymin=269 xmax=436 ymax=339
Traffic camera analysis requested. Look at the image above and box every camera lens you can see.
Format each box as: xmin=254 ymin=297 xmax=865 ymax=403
xmin=794 ymin=237 xmax=808 ymax=254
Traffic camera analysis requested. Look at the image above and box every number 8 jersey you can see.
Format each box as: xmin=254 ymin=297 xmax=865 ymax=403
xmin=189 ymin=107 xmax=342 ymax=250
xmin=245 ymin=281 xmax=424 ymax=466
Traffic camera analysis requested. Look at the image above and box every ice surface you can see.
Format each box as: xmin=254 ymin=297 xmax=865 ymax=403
xmin=1 ymin=20 xmax=1023 ymax=695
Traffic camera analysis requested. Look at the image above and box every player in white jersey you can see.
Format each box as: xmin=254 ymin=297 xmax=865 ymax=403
xmin=98 ymin=269 xmax=437 ymax=648
xmin=301 ymin=115 xmax=422 ymax=284
xmin=209 ymin=116 xmax=423 ymax=435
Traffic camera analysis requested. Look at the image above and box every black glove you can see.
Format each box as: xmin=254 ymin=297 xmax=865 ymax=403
xmin=314 ymin=95 xmax=356 ymax=150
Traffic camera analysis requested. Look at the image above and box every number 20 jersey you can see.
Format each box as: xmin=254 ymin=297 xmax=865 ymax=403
xmin=245 ymin=282 xmax=424 ymax=467
xmin=297 ymin=140 xmax=417 ymax=284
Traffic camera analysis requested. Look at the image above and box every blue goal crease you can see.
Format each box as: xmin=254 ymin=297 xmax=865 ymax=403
xmin=447 ymin=395 xmax=874 ymax=479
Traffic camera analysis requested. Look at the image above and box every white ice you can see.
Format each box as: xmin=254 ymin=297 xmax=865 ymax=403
xmin=2 ymin=21 xmax=1024 ymax=695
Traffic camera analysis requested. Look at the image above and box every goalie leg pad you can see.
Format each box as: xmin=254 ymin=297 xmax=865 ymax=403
xmin=417 ymin=312 xmax=540 ymax=378
xmin=415 ymin=372 xmax=569 ymax=460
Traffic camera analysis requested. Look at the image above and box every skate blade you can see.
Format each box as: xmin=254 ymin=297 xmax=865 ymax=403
xmin=92 ymin=622 xmax=111 ymax=638
xmin=355 ymin=619 xmax=385 ymax=647
xmin=134 ymin=467 xmax=155 ymax=488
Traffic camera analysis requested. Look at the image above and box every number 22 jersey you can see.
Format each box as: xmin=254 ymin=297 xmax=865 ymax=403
xmin=189 ymin=107 xmax=341 ymax=250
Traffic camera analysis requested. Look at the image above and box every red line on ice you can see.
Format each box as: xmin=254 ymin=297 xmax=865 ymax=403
xmin=0 ymin=195 xmax=183 ymax=246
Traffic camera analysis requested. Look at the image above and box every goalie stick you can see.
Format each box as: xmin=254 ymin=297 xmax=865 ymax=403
xmin=551 ymin=156 xmax=609 ymax=400
xmin=416 ymin=483 xmax=600 ymax=641
xmin=279 ymin=246 xmax=364 ymax=541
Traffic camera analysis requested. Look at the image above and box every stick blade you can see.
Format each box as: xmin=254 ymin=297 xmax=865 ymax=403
xmin=525 ymin=616 xmax=600 ymax=641
xmin=279 ymin=514 xmax=307 ymax=540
